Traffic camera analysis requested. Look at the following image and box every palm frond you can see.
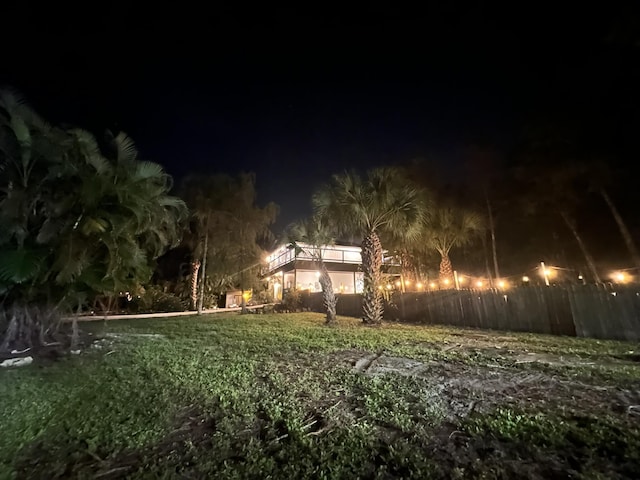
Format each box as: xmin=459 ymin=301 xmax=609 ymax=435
xmin=0 ymin=247 xmax=44 ymax=283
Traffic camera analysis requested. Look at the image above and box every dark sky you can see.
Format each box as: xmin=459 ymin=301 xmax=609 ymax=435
xmin=2 ymin=3 xmax=639 ymax=231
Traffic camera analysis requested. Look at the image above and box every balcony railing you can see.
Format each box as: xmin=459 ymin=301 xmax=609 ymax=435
xmin=264 ymin=244 xmax=399 ymax=274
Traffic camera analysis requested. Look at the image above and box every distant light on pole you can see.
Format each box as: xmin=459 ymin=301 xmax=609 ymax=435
xmin=611 ymin=271 xmax=629 ymax=283
xmin=522 ymin=276 xmax=529 ymax=283
xmin=540 ymin=261 xmax=550 ymax=286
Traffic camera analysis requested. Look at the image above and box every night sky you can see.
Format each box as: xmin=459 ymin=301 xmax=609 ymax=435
xmin=2 ymin=3 xmax=639 ymax=231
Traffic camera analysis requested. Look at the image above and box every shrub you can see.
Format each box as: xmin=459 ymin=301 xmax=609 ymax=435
xmin=282 ymin=289 xmax=302 ymax=312
xmin=129 ymin=286 xmax=186 ymax=313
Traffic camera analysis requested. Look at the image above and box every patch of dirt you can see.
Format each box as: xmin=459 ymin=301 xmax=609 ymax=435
xmin=14 ymin=404 xmax=219 ymax=480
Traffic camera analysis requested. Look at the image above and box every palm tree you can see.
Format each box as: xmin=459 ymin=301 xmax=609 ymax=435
xmin=288 ymin=217 xmax=338 ymax=323
xmin=313 ymin=168 xmax=425 ymax=324
xmin=423 ymin=206 xmax=484 ymax=285
xmin=516 ymin=162 xmax=602 ymax=283
xmin=587 ymin=161 xmax=640 ymax=272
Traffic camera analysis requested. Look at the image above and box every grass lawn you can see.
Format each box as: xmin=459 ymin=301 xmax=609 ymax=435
xmin=1 ymin=313 xmax=639 ymax=479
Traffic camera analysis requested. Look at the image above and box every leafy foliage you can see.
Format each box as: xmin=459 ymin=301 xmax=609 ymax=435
xmin=0 ymin=90 xmax=187 ymax=310
xmin=180 ymin=173 xmax=277 ymax=309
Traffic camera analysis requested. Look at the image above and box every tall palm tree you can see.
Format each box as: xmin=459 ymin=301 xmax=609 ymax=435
xmin=587 ymin=161 xmax=640 ymax=272
xmin=288 ymin=217 xmax=338 ymax=324
xmin=423 ymin=206 xmax=484 ymax=285
xmin=516 ymin=162 xmax=602 ymax=283
xmin=313 ymin=168 xmax=425 ymax=324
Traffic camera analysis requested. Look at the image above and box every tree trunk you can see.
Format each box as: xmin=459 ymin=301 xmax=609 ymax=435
xmin=190 ymin=259 xmax=201 ymax=310
xmin=481 ymin=232 xmax=493 ymax=286
xmin=197 ymin=228 xmax=209 ymax=314
xmin=438 ymin=252 xmax=454 ymax=287
xmin=559 ymin=211 xmax=601 ymax=283
xmin=240 ymin=288 xmax=249 ymax=314
xmin=400 ymin=249 xmax=417 ymax=289
xmin=601 ymin=188 xmax=640 ymax=271
xmin=485 ymin=189 xmax=500 ymax=279
xmin=361 ymin=231 xmax=383 ymax=324
xmin=318 ymin=261 xmax=337 ymax=324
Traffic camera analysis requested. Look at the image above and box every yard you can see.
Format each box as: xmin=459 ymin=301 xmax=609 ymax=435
xmin=1 ymin=313 xmax=639 ymax=479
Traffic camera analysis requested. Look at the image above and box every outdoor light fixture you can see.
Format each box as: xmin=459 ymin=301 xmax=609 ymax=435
xmin=476 ymin=281 xmax=483 ymax=288
xmin=611 ymin=272 xmax=627 ymax=283
xmin=443 ymin=278 xmax=450 ymax=285
xmin=522 ymin=276 xmax=529 ymax=282
xmin=386 ymin=284 xmax=392 ymax=290
xmin=395 ymin=281 xmax=401 ymax=287
xmin=498 ymin=280 xmax=506 ymax=288
xmin=458 ymin=277 xmax=465 ymax=284
xmin=405 ymin=280 xmax=411 ymax=286
xmin=417 ymin=282 xmax=423 ymax=289
xmin=429 ymin=282 xmax=437 ymax=289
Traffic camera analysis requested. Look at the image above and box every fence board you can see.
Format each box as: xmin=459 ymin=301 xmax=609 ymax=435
xmin=301 ymin=285 xmax=640 ymax=341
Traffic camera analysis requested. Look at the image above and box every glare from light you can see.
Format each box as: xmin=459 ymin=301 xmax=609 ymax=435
xmin=522 ymin=276 xmax=529 ymax=282
xmin=315 ymin=271 xmax=320 ymax=278
xmin=395 ymin=281 xmax=401 ymax=287
xmin=498 ymin=280 xmax=506 ymax=288
xmin=611 ymin=271 xmax=628 ymax=283
xmin=458 ymin=277 xmax=465 ymax=284
xmin=405 ymin=280 xmax=411 ymax=286
xmin=417 ymin=282 xmax=423 ymax=289
xmin=443 ymin=278 xmax=450 ymax=285
xmin=578 ymin=275 xmax=583 ymax=280
xmin=386 ymin=284 xmax=392 ymax=290
xmin=476 ymin=281 xmax=483 ymax=288
xmin=429 ymin=282 xmax=437 ymax=289
xmin=378 ymin=285 xmax=383 ymax=290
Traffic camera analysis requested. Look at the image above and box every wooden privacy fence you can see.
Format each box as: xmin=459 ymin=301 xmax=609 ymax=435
xmin=302 ymin=286 xmax=640 ymax=341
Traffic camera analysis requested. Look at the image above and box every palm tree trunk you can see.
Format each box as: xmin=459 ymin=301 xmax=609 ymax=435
xmin=601 ymin=189 xmax=640 ymax=271
xmin=400 ymin=249 xmax=416 ymax=288
xmin=318 ymin=262 xmax=337 ymax=324
xmin=361 ymin=231 xmax=383 ymax=324
xmin=438 ymin=251 xmax=454 ymax=287
xmin=481 ymin=232 xmax=493 ymax=286
xmin=485 ymin=189 xmax=500 ymax=279
xmin=559 ymin=211 xmax=601 ymax=283
xmin=190 ymin=259 xmax=201 ymax=310
xmin=197 ymin=228 xmax=209 ymax=314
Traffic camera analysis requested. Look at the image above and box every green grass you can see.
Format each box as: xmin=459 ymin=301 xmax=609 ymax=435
xmin=1 ymin=313 xmax=639 ymax=479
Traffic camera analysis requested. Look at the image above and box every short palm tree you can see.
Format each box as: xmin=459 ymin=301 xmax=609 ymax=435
xmin=313 ymin=168 xmax=425 ymax=324
xmin=423 ymin=205 xmax=484 ymax=286
xmin=287 ymin=216 xmax=338 ymax=324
